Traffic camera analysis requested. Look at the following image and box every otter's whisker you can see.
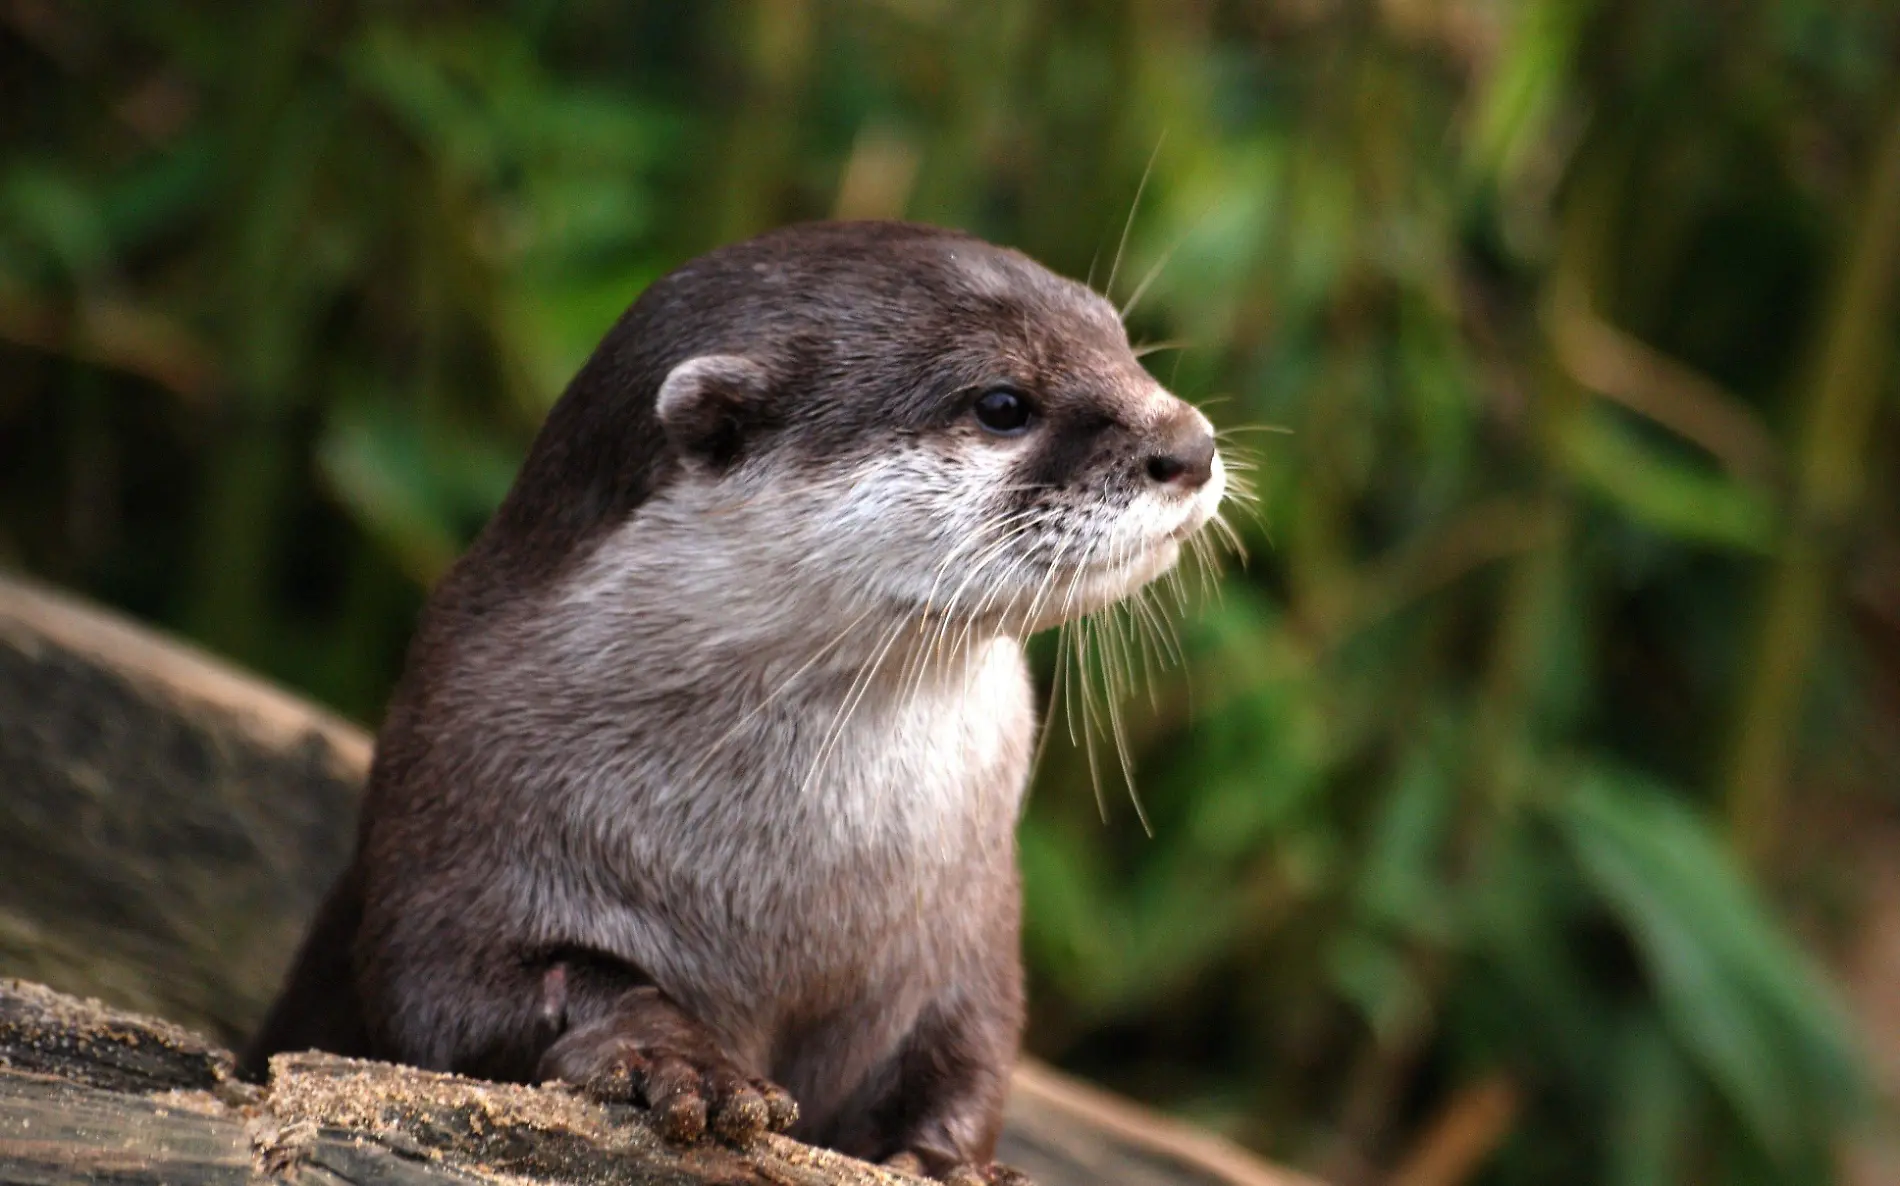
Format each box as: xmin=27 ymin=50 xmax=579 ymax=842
xmin=1100 ymin=614 xmax=1152 ymax=839
xmin=925 ymin=519 xmax=1043 ymax=684
xmin=1053 ymin=527 xmax=1113 ymax=821
xmin=1132 ymin=338 xmax=1193 ymax=360
xmin=1118 ymin=220 xmax=1193 ymax=325
xmin=1031 ymin=624 xmax=1069 ymax=781
xmin=1209 ymin=511 xmax=1248 ymax=565
xmin=917 ymin=508 xmax=1039 ymax=627
xmin=1123 ymin=598 xmax=1164 ymax=713
xmin=681 ymin=603 xmax=881 ymax=787
xmin=1027 ymin=525 xmax=1086 ymax=777
xmin=1218 ymin=471 xmax=1272 ymax=539
xmin=800 ymin=613 xmax=913 ymax=797
xmin=957 ymin=522 xmax=1048 ymax=652
xmin=1014 ymin=526 xmax=1071 ymax=640
xmin=1213 ymin=423 xmax=1295 ymax=436
xmin=1058 ymin=623 xmax=1083 ymax=750
xmin=942 ymin=532 xmax=1045 ymax=701
xmin=1074 ymin=617 xmax=1108 ymax=823
xmin=1163 ymin=558 xmax=1190 ymax=616
xmin=1129 ymin=584 xmax=1181 ymax=683
xmin=932 ymin=514 xmax=1041 ymax=624
xmin=1105 ymin=131 xmax=1165 ymax=303
xmin=1075 ymin=597 xmax=1148 ymax=837
xmin=1095 ymin=535 xmax=1156 ymax=833
xmin=900 ymin=519 xmax=1036 ymax=711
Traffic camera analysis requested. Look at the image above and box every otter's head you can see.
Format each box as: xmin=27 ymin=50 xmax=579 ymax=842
xmin=502 ymin=221 xmax=1227 ymax=647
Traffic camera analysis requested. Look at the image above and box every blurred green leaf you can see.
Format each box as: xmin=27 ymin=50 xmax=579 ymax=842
xmin=1565 ymin=410 xmax=1779 ymax=553
xmin=1355 ymin=722 xmax=1455 ymax=940
xmin=1464 ymin=0 xmax=1594 ymax=194
xmin=6 ymin=3 xmax=1895 ymax=1181
xmin=2 ymin=165 xmax=111 ymax=280
xmin=1328 ymin=928 xmax=1429 ymax=1045
xmin=1556 ymin=769 xmax=1868 ymax=1156
xmin=1604 ymin=1014 xmax=1696 ymax=1186
xmin=317 ymin=399 xmax=520 ymax=585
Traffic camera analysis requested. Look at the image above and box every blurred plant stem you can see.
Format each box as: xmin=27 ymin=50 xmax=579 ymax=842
xmin=182 ymin=5 xmax=319 ymax=664
xmin=1387 ymin=1071 xmax=1522 ymax=1186
xmin=1469 ymin=149 xmax=1620 ymax=850
xmin=705 ymin=0 xmax=812 ymax=244
xmin=1725 ymin=99 xmax=1900 ymax=865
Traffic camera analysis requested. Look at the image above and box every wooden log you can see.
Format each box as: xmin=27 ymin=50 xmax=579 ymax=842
xmin=0 ymin=574 xmax=1319 ymax=1186
xmin=1 ymin=977 xmax=908 ymax=1184
xmin=0 ymin=577 xmax=366 ymax=1048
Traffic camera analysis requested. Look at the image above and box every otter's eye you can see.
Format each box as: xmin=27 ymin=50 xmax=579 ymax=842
xmin=972 ymin=388 xmax=1033 ymax=436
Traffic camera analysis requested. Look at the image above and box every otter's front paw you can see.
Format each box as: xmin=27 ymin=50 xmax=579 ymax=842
xmin=538 ymin=1016 xmax=797 ymax=1145
xmin=580 ymin=1045 xmax=796 ymax=1145
xmin=884 ymin=1151 xmax=1034 ymax=1186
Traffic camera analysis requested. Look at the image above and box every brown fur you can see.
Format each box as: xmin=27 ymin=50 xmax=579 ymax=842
xmin=247 ymin=222 xmax=1221 ymax=1182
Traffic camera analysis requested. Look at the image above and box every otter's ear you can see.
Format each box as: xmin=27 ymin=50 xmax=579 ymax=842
xmin=655 ymin=354 xmax=773 ymax=468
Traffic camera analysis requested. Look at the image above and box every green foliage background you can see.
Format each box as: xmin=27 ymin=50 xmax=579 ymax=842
xmin=3 ymin=3 xmax=1898 ymax=1183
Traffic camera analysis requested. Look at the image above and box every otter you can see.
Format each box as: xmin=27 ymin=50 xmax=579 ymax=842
xmin=247 ymin=220 xmax=1226 ymax=1185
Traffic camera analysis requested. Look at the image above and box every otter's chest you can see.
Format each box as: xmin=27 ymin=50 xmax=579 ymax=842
xmin=801 ymin=639 xmax=1035 ymax=859
xmin=579 ymin=638 xmax=1033 ymax=1022
xmin=714 ymin=638 xmax=1032 ymax=943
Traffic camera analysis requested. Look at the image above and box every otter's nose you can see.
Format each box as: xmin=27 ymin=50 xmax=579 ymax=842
xmin=1142 ymin=411 xmax=1217 ymax=489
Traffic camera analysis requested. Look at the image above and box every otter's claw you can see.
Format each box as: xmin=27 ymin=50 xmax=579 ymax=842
xmin=538 ymin=993 xmax=799 ymax=1148
xmin=576 ymin=1049 xmax=796 ymax=1145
